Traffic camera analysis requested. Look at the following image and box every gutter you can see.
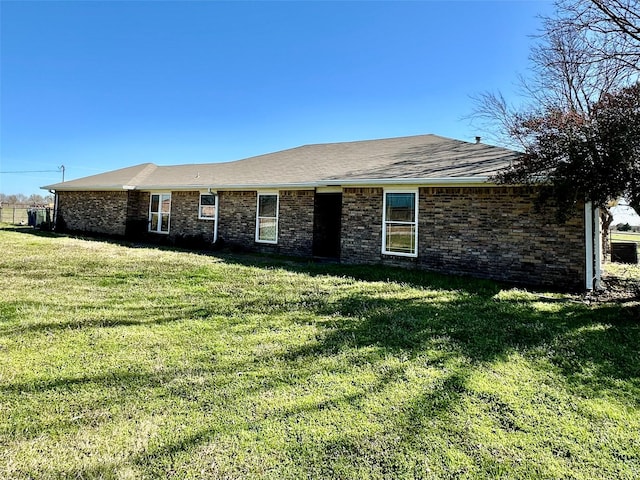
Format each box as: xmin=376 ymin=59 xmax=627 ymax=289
xmin=216 ymin=177 xmax=490 ymax=190
xmin=54 ymin=176 xmax=494 ymax=192
xmin=43 ymin=186 xmax=134 ymax=192
xmin=45 ymin=176 xmax=497 ymax=192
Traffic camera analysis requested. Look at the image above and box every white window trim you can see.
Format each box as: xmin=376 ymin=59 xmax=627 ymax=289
xmin=198 ymin=193 xmax=217 ymax=220
xmin=148 ymin=192 xmax=171 ymax=235
xmin=382 ymin=189 xmax=419 ymax=257
xmin=255 ymin=192 xmax=279 ymax=244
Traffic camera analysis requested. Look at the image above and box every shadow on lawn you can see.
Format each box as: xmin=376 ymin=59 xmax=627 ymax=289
xmin=10 ymin=299 xmax=639 ymax=478
xmin=1 ymin=226 xmax=60 ymax=238
xmin=4 ymin=228 xmax=640 ymax=476
xmin=4 ymin=225 xmax=502 ymax=295
xmin=128 ymin=290 xmax=638 ymax=476
xmin=270 ymin=291 xmax=639 ymax=476
xmin=0 ymin=301 xmax=216 ymax=335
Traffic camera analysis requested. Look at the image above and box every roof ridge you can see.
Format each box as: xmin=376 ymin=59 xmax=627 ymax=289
xmin=301 ymin=133 xmax=438 ymax=148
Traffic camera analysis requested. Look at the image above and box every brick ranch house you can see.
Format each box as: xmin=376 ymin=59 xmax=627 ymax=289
xmin=43 ymin=134 xmax=603 ymax=290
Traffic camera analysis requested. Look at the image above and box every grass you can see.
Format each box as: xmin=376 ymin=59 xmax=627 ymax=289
xmin=611 ymin=231 xmax=640 ymax=243
xmin=609 ymin=231 xmax=640 ymax=276
xmin=1 ymin=226 xmax=639 ymax=479
xmin=605 ymin=260 xmax=640 ymax=282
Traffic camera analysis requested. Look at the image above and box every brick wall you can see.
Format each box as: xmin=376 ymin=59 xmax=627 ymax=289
xmin=56 ymin=186 xmax=587 ymax=288
xmin=341 ymin=188 xmax=384 ymax=263
xmin=125 ymin=190 xmax=149 ymax=238
xmin=56 ymin=191 xmax=128 ymax=236
xmin=217 ymin=190 xmax=314 ymax=256
xmin=278 ymin=190 xmax=314 ymax=256
xmin=168 ymin=191 xmax=215 ymax=243
xmin=341 ymin=186 xmax=586 ymax=288
xmin=217 ymin=191 xmax=256 ymax=248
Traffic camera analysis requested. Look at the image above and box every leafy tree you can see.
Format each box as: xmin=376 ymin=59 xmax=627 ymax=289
xmin=617 ymin=223 xmax=632 ymax=231
xmin=494 ymin=82 xmax=640 ymax=219
xmin=471 ymin=0 xmax=640 ymax=222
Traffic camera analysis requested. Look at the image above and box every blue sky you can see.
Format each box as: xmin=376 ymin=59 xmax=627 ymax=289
xmin=1 ymin=0 xmax=553 ymax=195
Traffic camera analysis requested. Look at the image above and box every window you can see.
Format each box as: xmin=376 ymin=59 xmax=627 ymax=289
xmin=382 ymin=190 xmax=418 ymax=257
xmin=199 ymin=193 xmax=217 ymax=220
xmin=256 ymin=193 xmax=278 ymax=243
xmin=149 ymin=193 xmax=171 ymax=234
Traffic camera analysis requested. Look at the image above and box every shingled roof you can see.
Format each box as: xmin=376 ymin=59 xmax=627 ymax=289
xmin=43 ymin=134 xmax=521 ymax=191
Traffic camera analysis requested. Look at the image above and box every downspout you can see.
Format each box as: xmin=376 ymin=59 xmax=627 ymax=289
xmin=593 ymin=206 xmax=602 ymax=290
xmin=584 ymin=201 xmax=603 ymax=290
xmin=585 ymin=202 xmax=594 ymax=290
xmin=213 ymin=192 xmax=219 ymax=244
xmin=49 ymin=190 xmax=58 ymax=231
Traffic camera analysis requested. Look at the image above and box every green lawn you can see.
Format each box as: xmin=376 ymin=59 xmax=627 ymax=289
xmin=1 ymin=227 xmax=639 ymax=479
xmin=611 ymin=231 xmax=640 ymax=243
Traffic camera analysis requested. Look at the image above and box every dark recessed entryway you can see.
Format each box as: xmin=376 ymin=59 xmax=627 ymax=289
xmin=313 ymin=193 xmax=342 ymax=259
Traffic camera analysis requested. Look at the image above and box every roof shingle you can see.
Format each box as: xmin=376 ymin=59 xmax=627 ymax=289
xmin=43 ymin=134 xmax=521 ymax=191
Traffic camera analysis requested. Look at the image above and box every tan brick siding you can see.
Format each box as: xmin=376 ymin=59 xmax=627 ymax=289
xmin=341 ymin=188 xmax=384 ymax=262
xmin=217 ymin=191 xmax=256 ymax=247
xmin=278 ymin=190 xmax=314 ymax=256
xmin=168 ymin=191 xmax=215 ymax=243
xmin=340 ymin=186 xmax=585 ymax=288
xmin=217 ymin=190 xmax=314 ymax=256
xmin=56 ymin=191 xmax=128 ymax=236
xmin=419 ymin=187 xmax=584 ymax=287
xmin=56 ymin=185 xmax=586 ymax=288
xmin=125 ymin=190 xmax=150 ymax=237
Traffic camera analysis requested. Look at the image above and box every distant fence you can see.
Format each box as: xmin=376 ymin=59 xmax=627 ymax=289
xmin=0 ymin=205 xmax=52 ymax=227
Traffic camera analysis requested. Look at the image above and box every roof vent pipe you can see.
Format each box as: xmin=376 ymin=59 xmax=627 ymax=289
xmin=475 ymin=136 xmax=481 ymax=144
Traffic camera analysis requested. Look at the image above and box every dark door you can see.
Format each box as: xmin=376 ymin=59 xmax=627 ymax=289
xmin=313 ymin=193 xmax=342 ymax=258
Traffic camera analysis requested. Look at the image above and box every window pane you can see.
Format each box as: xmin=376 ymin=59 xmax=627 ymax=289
xmin=199 ymin=194 xmax=216 ymax=218
xmin=150 ymin=195 xmax=159 ymax=213
xmin=385 ymin=223 xmax=416 ymax=254
xmin=200 ymin=205 xmax=216 ymax=218
xmin=161 ymin=213 xmax=170 ymax=232
xmin=258 ymin=217 xmax=277 ymax=241
xmin=386 ymin=193 xmax=415 ymax=222
xmin=200 ymin=194 xmax=216 ymax=206
xmin=161 ymin=195 xmax=171 ymax=213
xmin=258 ymin=195 xmax=277 ymax=217
xmin=150 ymin=213 xmax=159 ymax=231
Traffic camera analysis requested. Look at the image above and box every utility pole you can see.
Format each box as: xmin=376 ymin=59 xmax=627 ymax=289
xmin=59 ymin=165 xmax=65 ymax=182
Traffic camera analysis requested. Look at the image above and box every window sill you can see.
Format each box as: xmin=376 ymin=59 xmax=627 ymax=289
xmin=382 ymin=250 xmax=418 ymax=258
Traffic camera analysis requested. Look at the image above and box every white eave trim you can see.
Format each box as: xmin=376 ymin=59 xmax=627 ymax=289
xmin=123 ymin=177 xmax=494 ymax=191
xmin=42 ymin=185 xmax=134 ymax=192
xmin=332 ymin=176 xmax=491 ymax=186
xmin=45 ymin=176 xmax=495 ymax=192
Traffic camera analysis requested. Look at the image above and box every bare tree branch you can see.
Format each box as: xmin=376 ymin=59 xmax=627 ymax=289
xmin=468 ymin=0 xmax=640 ymax=221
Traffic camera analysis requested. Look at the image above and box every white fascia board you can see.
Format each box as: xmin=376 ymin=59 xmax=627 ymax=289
xmin=334 ymin=177 xmax=491 ymax=186
xmin=50 ymin=177 xmax=493 ymax=192
xmin=43 ymin=185 xmax=132 ymax=192
xmin=361 ymin=177 xmax=491 ymax=188
xmin=140 ymin=177 xmax=492 ymax=191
